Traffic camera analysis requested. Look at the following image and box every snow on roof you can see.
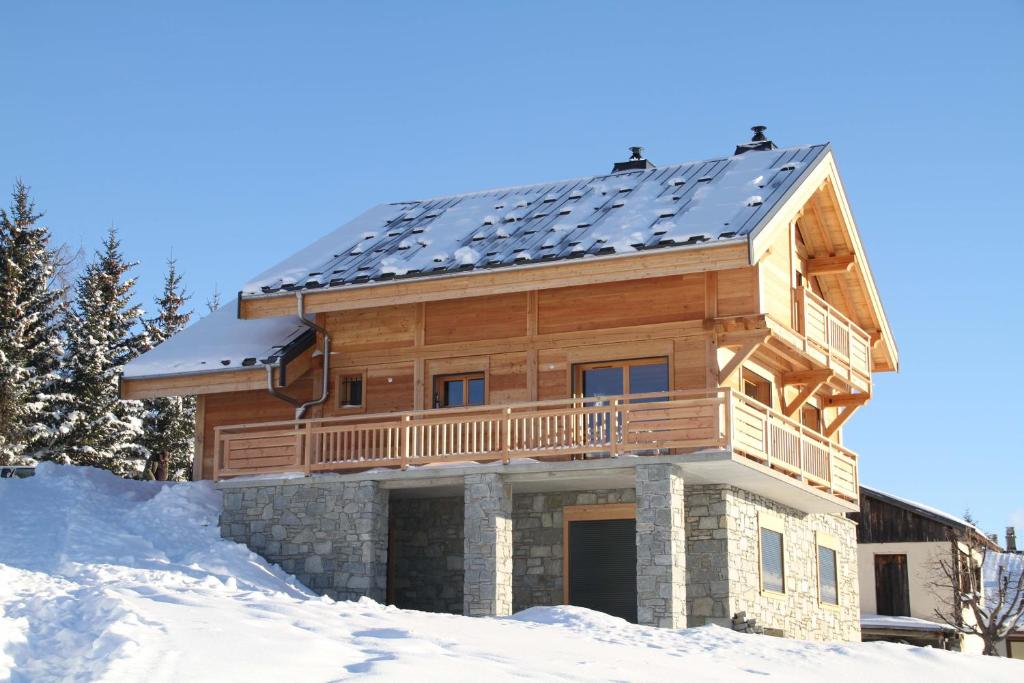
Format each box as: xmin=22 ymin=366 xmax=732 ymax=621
xmin=860 ymin=614 xmax=956 ymax=633
xmin=242 ymin=144 xmax=830 ymax=296
xmin=860 ymin=485 xmax=983 ymax=535
xmin=122 ymin=304 xmax=310 ymax=380
xmin=127 ymin=145 xmax=830 ymax=381
xmin=983 ymin=552 xmax=1024 ymax=629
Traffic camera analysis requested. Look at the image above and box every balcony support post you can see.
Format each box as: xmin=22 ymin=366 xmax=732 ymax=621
xmin=635 ymin=463 xmax=686 ymax=628
xmin=463 ymin=472 xmax=513 ymax=617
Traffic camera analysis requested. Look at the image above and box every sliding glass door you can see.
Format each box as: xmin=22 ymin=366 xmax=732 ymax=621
xmin=575 ymin=358 xmax=669 ymax=401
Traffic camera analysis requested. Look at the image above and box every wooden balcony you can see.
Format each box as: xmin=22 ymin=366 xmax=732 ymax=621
xmin=213 ymin=389 xmax=858 ymax=503
xmin=792 ymin=286 xmax=872 ymax=391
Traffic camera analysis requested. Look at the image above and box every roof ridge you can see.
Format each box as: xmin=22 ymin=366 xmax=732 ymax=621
xmin=396 ymin=143 xmax=826 ymax=205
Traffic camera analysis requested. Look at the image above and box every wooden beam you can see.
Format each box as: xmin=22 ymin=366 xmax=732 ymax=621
xmin=781 ymin=369 xmax=834 ymax=386
xmin=824 ymin=403 xmax=864 ymax=437
xmin=240 ymin=242 xmax=751 ymax=318
xmin=825 ymin=393 xmax=871 ymax=409
xmin=782 ymin=379 xmax=829 ymax=419
xmin=718 ymin=337 xmax=764 ymax=384
xmin=806 ymin=254 xmax=855 ymax=275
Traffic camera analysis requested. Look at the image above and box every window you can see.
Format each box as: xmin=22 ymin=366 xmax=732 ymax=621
xmin=434 ymin=373 xmax=485 ymax=408
xmin=742 ymin=368 xmax=773 ymax=407
xmin=336 ymin=371 xmax=366 ymax=411
xmin=874 ymin=554 xmax=910 ymax=616
xmin=759 ymin=512 xmax=785 ymax=594
xmin=818 ymin=545 xmax=839 ymax=605
xmin=760 ymin=529 xmax=785 ymax=593
xmin=574 ymin=358 xmax=670 ymax=401
xmin=801 ymin=404 xmax=822 ymax=433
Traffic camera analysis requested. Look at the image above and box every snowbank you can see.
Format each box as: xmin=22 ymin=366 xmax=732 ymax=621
xmin=1 ymin=464 xmax=1021 ymax=681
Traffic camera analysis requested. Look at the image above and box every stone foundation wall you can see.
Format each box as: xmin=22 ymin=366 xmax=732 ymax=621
xmin=511 ymin=488 xmax=635 ymax=612
xmin=389 ymin=497 xmax=463 ymax=614
xmin=685 ymin=485 xmax=732 ymax=625
xmin=684 ymin=485 xmax=860 ymax=641
xmin=219 ymin=473 xmax=859 ymax=641
xmin=725 ymin=488 xmax=860 ymax=641
xmin=220 ymin=480 xmax=388 ymax=602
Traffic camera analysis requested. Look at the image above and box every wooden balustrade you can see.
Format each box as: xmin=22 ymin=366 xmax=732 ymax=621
xmin=730 ymin=392 xmax=858 ymax=501
xmin=213 ymin=388 xmax=858 ymax=502
xmin=796 ymin=287 xmax=872 ymax=389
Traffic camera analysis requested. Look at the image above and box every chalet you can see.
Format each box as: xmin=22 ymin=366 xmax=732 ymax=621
xmin=850 ymin=486 xmax=1000 ymax=651
xmin=122 ymin=128 xmax=898 ymax=640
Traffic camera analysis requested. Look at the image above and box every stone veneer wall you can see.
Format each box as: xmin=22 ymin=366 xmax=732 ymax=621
xmin=463 ymin=473 xmax=513 ymax=616
xmin=389 ymin=497 xmax=463 ymax=614
xmin=635 ymin=463 xmax=687 ymax=627
xmin=685 ymin=485 xmax=860 ymax=641
xmin=511 ymin=488 xmax=636 ymax=612
xmin=220 ymin=480 xmax=388 ymax=602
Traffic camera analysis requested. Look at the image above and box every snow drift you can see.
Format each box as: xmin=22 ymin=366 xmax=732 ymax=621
xmin=1 ymin=464 xmax=1021 ymax=681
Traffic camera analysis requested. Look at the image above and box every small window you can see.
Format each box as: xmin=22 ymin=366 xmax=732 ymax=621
xmin=434 ymin=373 xmax=485 ymax=408
xmin=742 ymin=368 xmax=773 ymax=407
xmin=337 ymin=372 xmax=365 ymax=410
xmin=818 ymin=545 xmax=838 ymax=605
xmin=801 ymin=404 xmax=822 ymax=433
xmin=760 ymin=528 xmax=785 ymax=593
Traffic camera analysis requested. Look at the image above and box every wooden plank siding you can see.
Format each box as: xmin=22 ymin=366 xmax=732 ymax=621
xmin=193 ymin=257 xmax=869 ymax=480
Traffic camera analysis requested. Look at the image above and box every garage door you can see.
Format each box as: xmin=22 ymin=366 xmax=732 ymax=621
xmin=567 ymin=518 xmax=637 ymax=623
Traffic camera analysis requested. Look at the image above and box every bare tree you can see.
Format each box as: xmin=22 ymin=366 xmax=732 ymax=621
xmin=931 ymin=530 xmax=1024 ymax=655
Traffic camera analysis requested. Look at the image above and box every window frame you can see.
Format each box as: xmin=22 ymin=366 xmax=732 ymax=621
xmin=742 ymin=367 xmax=774 ymax=408
xmin=572 ymin=356 xmax=671 ymax=400
xmin=816 ymin=532 xmax=840 ymax=608
xmin=801 ymin=402 xmax=823 ymax=434
xmin=758 ymin=511 xmax=786 ymax=596
xmin=334 ymin=369 xmax=367 ymax=414
xmin=433 ymin=372 xmax=487 ymax=409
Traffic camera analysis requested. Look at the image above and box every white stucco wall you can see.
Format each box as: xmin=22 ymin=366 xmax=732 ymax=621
xmin=857 ymin=541 xmax=984 ymax=653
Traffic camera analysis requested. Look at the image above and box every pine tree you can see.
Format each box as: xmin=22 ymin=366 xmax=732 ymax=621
xmin=0 ymin=180 xmax=66 ymax=465
xmin=140 ymin=258 xmax=195 ymax=481
xmin=48 ymin=227 xmax=149 ymax=476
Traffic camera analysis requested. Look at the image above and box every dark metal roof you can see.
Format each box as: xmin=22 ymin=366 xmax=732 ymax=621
xmin=242 ymin=144 xmax=830 ymax=297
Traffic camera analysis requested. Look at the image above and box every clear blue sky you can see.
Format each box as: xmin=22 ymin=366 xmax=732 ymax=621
xmin=3 ymin=1 xmax=1022 ymax=536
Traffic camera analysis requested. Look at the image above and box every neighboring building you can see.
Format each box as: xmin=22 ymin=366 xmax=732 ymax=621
xmin=122 ymin=129 xmax=899 ymax=640
xmin=850 ymin=486 xmax=1000 ymax=652
xmin=987 ymin=534 xmax=1024 ymax=659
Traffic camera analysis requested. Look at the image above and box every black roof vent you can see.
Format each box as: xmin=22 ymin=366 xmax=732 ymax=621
xmin=735 ymin=125 xmax=778 ymax=155
xmin=612 ymin=146 xmax=655 ymax=173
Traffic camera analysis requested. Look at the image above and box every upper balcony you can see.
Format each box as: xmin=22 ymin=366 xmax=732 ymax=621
xmin=213 ymin=388 xmax=858 ymax=509
xmin=769 ymin=286 xmax=872 ymax=393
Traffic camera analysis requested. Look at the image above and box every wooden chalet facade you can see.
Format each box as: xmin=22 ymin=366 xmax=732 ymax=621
xmin=122 ymin=132 xmax=898 ymax=638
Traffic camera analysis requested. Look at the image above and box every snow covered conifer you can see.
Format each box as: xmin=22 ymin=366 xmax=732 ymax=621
xmin=140 ymin=258 xmax=195 ymax=481
xmin=0 ymin=180 xmax=66 ymax=465
xmin=48 ymin=227 xmax=149 ymax=476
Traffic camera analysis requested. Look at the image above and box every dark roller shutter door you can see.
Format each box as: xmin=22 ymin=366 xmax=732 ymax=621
xmin=567 ymin=518 xmax=637 ymax=623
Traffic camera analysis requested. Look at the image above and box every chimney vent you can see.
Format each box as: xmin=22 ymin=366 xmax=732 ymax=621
xmin=612 ymin=146 xmax=656 ymax=173
xmin=1008 ymin=526 xmax=1018 ymax=553
xmin=735 ymin=125 xmax=779 ymax=155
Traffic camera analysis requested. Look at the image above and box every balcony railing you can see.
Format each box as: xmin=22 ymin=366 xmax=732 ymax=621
xmin=213 ymin=389 xmax=858 ymax=502
xmin=794 ymin=286 xmax=872 ymax=390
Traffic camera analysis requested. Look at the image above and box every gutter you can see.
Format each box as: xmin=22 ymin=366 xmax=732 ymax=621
xmin=266 ymin=291 xmax=331 ymax=420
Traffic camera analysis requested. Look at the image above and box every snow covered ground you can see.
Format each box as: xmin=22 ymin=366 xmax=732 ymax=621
xmin=1 ymin=465 xmax=1021 ymax=682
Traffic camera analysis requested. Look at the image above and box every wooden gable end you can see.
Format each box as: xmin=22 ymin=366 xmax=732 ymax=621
xmin=850 ymin=492 xmax=956 ymax=544
xmin=749 ymin=150 xmax=898 ymax=373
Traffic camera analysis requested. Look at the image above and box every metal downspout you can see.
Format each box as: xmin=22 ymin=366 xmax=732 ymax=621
xmin=265 ymin=291 xmax=331 ymax=420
